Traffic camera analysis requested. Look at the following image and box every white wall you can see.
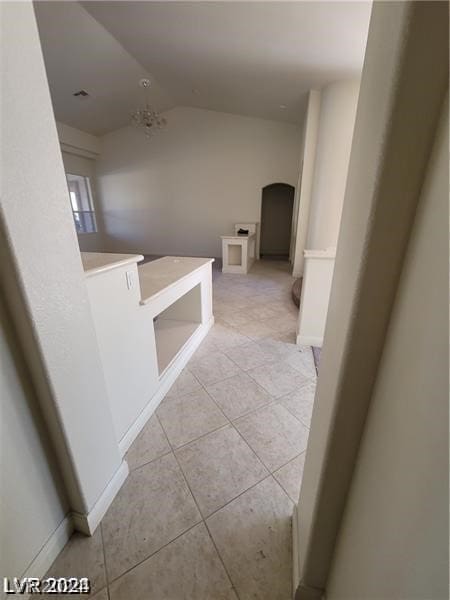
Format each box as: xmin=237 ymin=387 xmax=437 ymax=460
xmin=306 ymin=80 xmax=360 ymax=250
xmin=291 ymin=90 xmax=321 ymax=276
xmin=327 ymin=96 xmax=448 ymax=600
xmin=1 ymin=0 xmax=124 ymax=527
xmin=97 ymin=106 xmax=301 ymax=257
xmin=293 ymin=81 xmax=359 ymax=349
xmin=293 ymin=1 xmax=449 ymax=595
xmin=0 ymin=299 xmax=69 ymax=580
xmin=84 ymin=261 xmax=159 ymax=443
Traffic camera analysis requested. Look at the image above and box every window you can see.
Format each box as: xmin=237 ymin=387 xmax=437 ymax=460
xmin=66 ymin=173 xmax=97 ymax=233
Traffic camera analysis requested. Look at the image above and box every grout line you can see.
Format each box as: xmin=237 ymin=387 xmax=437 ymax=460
xmin=229 ymin=422 xmax=276 ymax=474
xmin=271 ymin=450 xmax=306 ymax=477
xmin=159 ymin=406 xmax=251 ymax=463
xmin=160 ymin=378 xmax=276 ymax=514
xmin=269 ymin=472 xmax=299 ymax=505
xmin=204 ymin=473 xmax=273 ymax=522
xmin=195 ymin=380 xmax=234 ymax=424
xmin=105 ymin=520 xmax=203 ymax=587
xmin=177 ymin=346 xmax=312 ymax=480
xmin=194 ymin=370 xmax=244 ymax=395
xmin=275 ymin=396 xmax=313 ymax=429
xmin=156 ymin=412 xmax=242 ymax=598
xmin=227 ymin=396 xmax=278 ymax=423
xmin=203 ymin=522 xmax=242 ymax=600
xmin=223 ymin=346 xmax=280 ymax=372
xmin=164 ymin=393 xmax=270 ymax=520
xmin=170 ymin=448 xmax=205 ymax=518
xmin=171 ymin=422 xmax=231 ymax=453
xmin=155 ymin=412 xmax=175 ymax=451
xmin=126 ymin=447 xmax=173 ymax=473
xmin=160 ymin=387 xmax=276 ymax=521
xmin=163 ymin=406 xmax=271 ymax=524
xmin=273 ymin=471 xmax=304 ymax=505
xmin=99 ymin=521 xmax=111 ymax=593
xmin=171 ymin=444 xmax=241 ymax=598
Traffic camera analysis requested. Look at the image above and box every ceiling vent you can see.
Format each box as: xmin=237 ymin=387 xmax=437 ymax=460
xmin=73 ymin=89 xmax=89 ymax=98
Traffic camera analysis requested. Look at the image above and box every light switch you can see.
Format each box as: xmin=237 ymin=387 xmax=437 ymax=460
xmin=126 ymin=270 xmax=133 ymax=290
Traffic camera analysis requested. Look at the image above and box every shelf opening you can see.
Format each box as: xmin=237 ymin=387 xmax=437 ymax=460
xmin=154 ymin=283 xmax=202 ymax=375
xmin=228 ymin=244 xmax=242 ymax=266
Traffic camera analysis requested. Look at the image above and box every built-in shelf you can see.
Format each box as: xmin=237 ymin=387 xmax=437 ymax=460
xmin=154 ymin=319 xmax=200 ymax=375
xmin=139 ymin=256 xmax=214 ymax=304
xmin=81 ymin=251 xmax=143 ymax=277
xmin=153 ymin=282 xmax=203 ymax=375
xmin=81 ymin=252 xmax=214 ymax=455
xmin=228 ymin=244 xmax=242 ymax=266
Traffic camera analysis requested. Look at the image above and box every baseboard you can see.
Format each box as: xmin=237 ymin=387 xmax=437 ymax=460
xmin=71 ymin=460 xmax=129 ymax=535
xmin=292 ymin=506 xmax=300 ymax=598
xmin=5 ymin=516 xmax=74 ymax=600
xmin=118 ymin=317 xmax=214 ymax=457
xmin=222 ymin=266 xmax=248 ymax=274
xmin=292 ymin=505 xmax=325 ymax=600
xmin=297 ymin=334 xmax=323 ymax=347
xmin=27 ymin=515 xmax=73 ymax=577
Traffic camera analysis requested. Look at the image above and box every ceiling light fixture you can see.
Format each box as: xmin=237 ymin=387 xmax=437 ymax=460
xmin=131 ymin=78 xmax=167 ymax=138
xmin=279 ymin=104 xmax=287 ymax=109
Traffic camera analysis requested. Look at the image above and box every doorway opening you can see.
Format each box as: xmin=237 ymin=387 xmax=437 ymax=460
xmin=260 ymin=183 xmax=295 ymax=260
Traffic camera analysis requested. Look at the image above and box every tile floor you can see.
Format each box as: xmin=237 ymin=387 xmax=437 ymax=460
xmin=44 ymin=260 xmax=317 ymax=600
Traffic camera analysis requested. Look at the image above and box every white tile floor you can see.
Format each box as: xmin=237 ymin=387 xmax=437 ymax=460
xmin=44 ymin=260 xmax=317 ymax=600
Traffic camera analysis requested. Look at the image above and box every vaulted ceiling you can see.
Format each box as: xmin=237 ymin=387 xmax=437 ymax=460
xmin=34 ymin=1 xmax=371 ymax=136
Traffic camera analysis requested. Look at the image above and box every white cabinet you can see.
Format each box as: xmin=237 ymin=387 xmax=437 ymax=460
xmin=296 ymin=249 xmax=335 ymax=347
xmin=220 ymin=221 xmax=259 ymax=274
xmin=82 ymin=253 xmax=214 ymax=454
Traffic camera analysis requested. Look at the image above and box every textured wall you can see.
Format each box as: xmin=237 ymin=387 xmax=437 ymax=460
xmin=327 ymin=94 xmax=448 ymax=600
xmin=1 ymin=1 xmax=122 ymax=518
xmin=306 ymin=80 xmax=360 ymax=250
xmin=97 ymin=106 xmax=302 ymax=257
xmin=0 ymin=299 xmax=68 ymax=579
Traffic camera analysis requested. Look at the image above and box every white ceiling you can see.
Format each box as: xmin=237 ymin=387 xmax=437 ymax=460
xmin=35 ymin=1 xmax=371 ymax=136
xmin=34 ymin=2 xmax=173 ymax=135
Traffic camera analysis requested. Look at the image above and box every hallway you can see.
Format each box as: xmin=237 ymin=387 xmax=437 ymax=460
xmin=45 ymin=261 xmax=317 ymax=599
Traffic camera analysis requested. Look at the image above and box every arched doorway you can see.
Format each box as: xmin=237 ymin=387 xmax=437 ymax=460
xmin=260 ymin=183 xmax=295 ymax=260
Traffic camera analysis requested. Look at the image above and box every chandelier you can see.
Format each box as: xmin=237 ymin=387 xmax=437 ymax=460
xmin=131 ymin=78 xmax=167 ymax=138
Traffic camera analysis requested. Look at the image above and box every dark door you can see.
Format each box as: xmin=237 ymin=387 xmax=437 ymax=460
xmin=260 ymin=183 xmax=295 ymax=259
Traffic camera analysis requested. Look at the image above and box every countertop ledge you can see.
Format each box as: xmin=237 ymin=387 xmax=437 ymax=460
xmin=81 ymin=252 xmax=144 ymax=277
xmin=139 ymin=256 xmax=214 ymax=304
xmin=220 ymin=233 xmax=256 ymax=240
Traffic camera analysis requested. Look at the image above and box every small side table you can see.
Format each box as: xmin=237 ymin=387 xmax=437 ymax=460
xmin=220 ymin=233 xmax=256 ymax=274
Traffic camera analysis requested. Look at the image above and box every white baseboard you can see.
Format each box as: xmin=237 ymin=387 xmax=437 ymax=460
xmin=297 ymin=334 xmax=323 ymax=347
xmin=292 ymin=504 xmax=325 ymax=600
xmin=222 ymin=266 xmax=247 ymax=274
xmin=27 ymin=516 xmax=73 ymax=577
xmin=71 ymin=460 xmax=129 ymax=535
xmin=7 ymin=462 xmax=128 ymax=598
xmin=292 ymin=506 xmax=300 ymax=598
xmin=118 ymin=317 xmax=214 ymax=457
xmin=5 ymin=516 xmax=74 ymax=600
